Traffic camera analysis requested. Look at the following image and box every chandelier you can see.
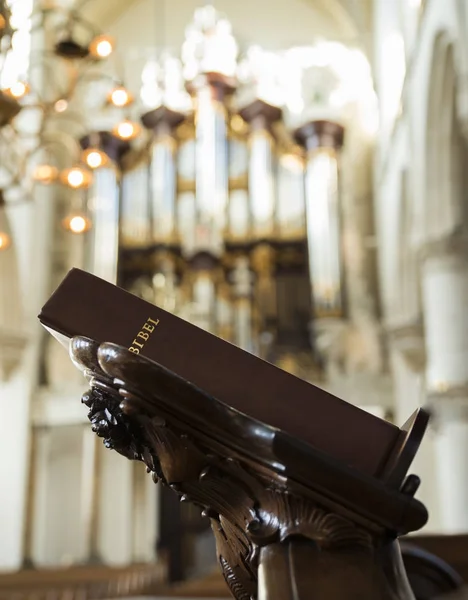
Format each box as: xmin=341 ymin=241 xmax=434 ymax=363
xmin=0 ymin=0 xmax=139 ymax=248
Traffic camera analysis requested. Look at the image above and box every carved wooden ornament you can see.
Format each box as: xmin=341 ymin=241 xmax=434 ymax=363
xmin=70 ymin=336 xmax=428 ymax=600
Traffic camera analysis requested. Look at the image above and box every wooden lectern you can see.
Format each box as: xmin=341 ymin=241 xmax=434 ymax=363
xmin=70 ymin=336 xmax=430 ymax=600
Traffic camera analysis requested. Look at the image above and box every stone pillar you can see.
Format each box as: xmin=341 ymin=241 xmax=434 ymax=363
xmin=97 ymin=444 xmax=133 ymax=565
xmin=131 ymin=462 xmax=158 ymax=563
xmin=431 ymin=393 xmax=468 ymax=532
xmin=81 ymin=426 xmax=101 ymax=563
xmin=387 ymin=321 xmax=443 ymax=531
xmin=421 ymin=236 xmax=468 ymax=531
xmin=30 ymin=426 xmax=51 ymax=565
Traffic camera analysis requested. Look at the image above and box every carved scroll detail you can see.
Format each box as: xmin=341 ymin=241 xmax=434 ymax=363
xmin=81 ymin=383 xmax=373 ymax=599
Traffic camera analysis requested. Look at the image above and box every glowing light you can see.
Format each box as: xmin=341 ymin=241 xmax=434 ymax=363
xmin=0 ymin=231 xmax=11 ymax=250
xmin=238 ymin=46 xmax=285 ymax=107
xmin=69 ymin=216 xmax=87 ymax=233
xmin=140 ymin=55 xmax=191 ymax=112
xmin=89 ymin=35 xmax=114 ymax=59
xmin=33 ymin=164 xmax=58 ymax=184
xmin=182 ymin=6 xmax=238 ymax=80
xmin=96 ymin=40 xmax=112 ymax=57
xmin=109 ymin=86 xmax=132 ymax=107
xmin=113 ymin=120 xmax=140 ymax=140
xmin=83 ymin=149 xmax=107 ymax=169
xmin=8 ymin=81 xmax=29 ymax=99
xmin=280 ymin=153 xmax=304 ymax=174
xmin=67 ymin=169 xmax=84 ymax=187
xmin=54 ymin=99 xmax=68 ymax=112
xmin=60 ymin=166 xmax=92 ymax=188
xmin=62 ymin=214 xmax=92 ymax=234
xmin=1 ymin=0 xmax=33 ymax=92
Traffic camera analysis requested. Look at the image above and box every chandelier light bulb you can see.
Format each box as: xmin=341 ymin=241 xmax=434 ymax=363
xmin=68 ymin=169 xmax=84 ymax=187
xmin=33 ymin=164 xmax=58 ymax=184
xmin=62 ymin=213 xmax=92 ymax=234
xmin=0 ymin=231 xmax=11 ymax=250
xmin=54 ymin=99 xmax=68 ymax=112
xmin=109 ymin=86 xmax=132 ymax=108
xmin=89 ymin=35 xmax=114 ymax=59
xmin=96 ymin=40 xmax=112 ymax=57
xmin=60 ymin=166 xmax=92 ymax=189
xmin=8 ymin=81 xmax=30 ymax=99
xmin=69 ymin=215 xmax=89 ymax=233
xmin=83 ymin=149 xmax=107 ymax=169
xmin=113 ymin=119 xmax=139 ymax=140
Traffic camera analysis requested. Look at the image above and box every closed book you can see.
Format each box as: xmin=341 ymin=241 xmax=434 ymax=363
xmin=39 ymin=268 xmax=401 ymax=477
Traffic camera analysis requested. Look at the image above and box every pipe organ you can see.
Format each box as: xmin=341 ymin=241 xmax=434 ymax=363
xmin=79 ymin=8 xmax=348 ymax=374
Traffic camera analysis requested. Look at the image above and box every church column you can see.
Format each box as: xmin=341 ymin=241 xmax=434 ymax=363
xmin=387 ymin=322 xmax=426 ymax=422
xmin=97 ymin=442 xmax=133 ymax=565
xmin=80 ymin=426 xmax=101 ymax=562
xmin=387 ymin=322 xmax=443 ymax=530
xmin=421 ymin=235 xmax=468 ymax=531
xmin=29 ymin=426 xmax=51 ymax=565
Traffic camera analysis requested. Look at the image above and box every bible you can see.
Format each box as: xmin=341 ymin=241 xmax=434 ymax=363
xmin=39 ymin=268 xmax=403 ymax=478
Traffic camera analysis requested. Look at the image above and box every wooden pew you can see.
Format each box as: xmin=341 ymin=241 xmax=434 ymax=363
xmin=0 ymin=562 xmax=167 ymax=600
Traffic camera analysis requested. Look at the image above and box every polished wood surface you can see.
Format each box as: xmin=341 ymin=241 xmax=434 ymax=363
xmin=67 ymin=336 xmax=433 ymax=600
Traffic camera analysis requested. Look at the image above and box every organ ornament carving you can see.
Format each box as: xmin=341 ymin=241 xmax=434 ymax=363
xmin=71 ymin=335 xmax=428 ymax=600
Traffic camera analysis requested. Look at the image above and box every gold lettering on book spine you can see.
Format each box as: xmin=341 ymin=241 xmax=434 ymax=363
xmin=129 ymin=318 xmax=160 ymax=354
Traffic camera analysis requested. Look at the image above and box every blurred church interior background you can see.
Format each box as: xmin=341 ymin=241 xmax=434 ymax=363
xmin=1 ymin=0 xmax=468 ymax=597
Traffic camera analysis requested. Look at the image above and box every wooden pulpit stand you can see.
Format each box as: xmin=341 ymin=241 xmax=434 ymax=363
xmin=70 ymin=336 xmax=432 ymax=600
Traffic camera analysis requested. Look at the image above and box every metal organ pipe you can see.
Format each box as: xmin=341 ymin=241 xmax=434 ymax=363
xmin=249 ymin=128 xmax=275 ymax=238
xmin=151 ymin=138 xmax=176 ymax=244
xmin=80 ymin=132 xmax=130 ymax=285
xmin=142 ymin=107 xmax=184 ymax=246
xmin=231 ymin=256 xmax=254 ymax=352
xmin=192 ymin=76 xmax=231 ymax=254
xmin=86 ymin=166 xmax=120 ymax=284
xmin=120 ymin=161 xmax=150 ymax=248
xmin=295 ymin=120 xmax=345 ymax=318
xmin=239 ymin=100 xmax=282 ymax=240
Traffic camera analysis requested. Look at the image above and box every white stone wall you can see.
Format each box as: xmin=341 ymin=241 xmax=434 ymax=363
xmin=374 ymin=0 xmax=468 ymax=532
xmin=0 ymin=190 xmax=56 ymax=569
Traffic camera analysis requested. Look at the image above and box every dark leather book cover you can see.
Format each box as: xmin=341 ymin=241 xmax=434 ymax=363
xmin=38 ymin=268 xmax=401 ymax=477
